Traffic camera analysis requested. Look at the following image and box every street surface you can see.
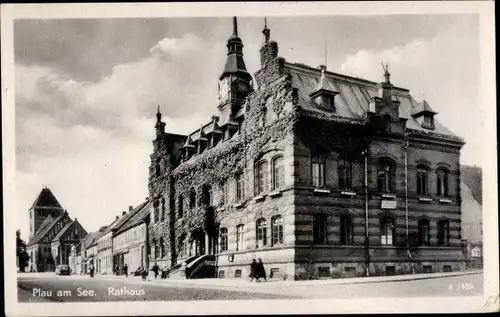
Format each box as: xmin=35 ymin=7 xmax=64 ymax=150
xmin=18 ymin=272 xmax=482 ymax=302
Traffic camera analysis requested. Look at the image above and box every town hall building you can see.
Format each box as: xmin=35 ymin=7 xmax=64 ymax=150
xmin=146 ymin=17 xmax=466 ymax=280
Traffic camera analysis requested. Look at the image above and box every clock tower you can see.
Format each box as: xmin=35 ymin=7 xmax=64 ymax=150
xmin=218 ymin=17 xmax=253 ymax=113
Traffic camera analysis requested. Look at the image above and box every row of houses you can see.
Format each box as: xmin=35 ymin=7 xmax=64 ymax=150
xmin=68 ymin=201 xmax=151 ymax=275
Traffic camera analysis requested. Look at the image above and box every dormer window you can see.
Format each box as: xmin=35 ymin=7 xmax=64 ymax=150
xmin=422 ymin=115 xmax=434 ymax=129
xmin=412 ymin=100 xmax=437 ymax=130
xmin=309 ymin=67 xmax=339 ymax=112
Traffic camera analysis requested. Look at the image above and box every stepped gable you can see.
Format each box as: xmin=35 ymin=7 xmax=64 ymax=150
xmin=284 ymin=62 xmax=461 ymax=139
xmin=30 ymin=187 xmax=64 ymax=210
xmin=461 ymin=165 xmax=482 ymax=205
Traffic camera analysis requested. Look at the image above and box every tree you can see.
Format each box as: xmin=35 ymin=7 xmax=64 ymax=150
xmin=17 ymin=230 xmax=30 ymax=272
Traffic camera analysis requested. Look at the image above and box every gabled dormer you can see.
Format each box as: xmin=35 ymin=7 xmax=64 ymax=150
xmin=367 ymin=64 xmax=406 ymax=136
xmin=182 ymin=136 xmax=195 ymax=161
xmin=412 ymin=100 xmax=437 ymax=130
xmin=309 ymin=65 xmax=339 ymax=112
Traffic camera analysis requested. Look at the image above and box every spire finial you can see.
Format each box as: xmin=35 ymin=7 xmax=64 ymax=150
xmin=262 ymin=17 xmax=270 ymax=43
xmin=324 ymin=39 xmax=328 ymax=70
xmin=232 ymin=16 xmax=238 ymax=36
xmin=156 ymin=105 xmax=161 ymax=122
xmin=382 ymin=62 xmax=391 ymax=84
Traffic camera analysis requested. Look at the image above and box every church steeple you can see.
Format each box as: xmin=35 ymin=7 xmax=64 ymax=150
xmin=219 ymin=16 xmax=252 ymax=82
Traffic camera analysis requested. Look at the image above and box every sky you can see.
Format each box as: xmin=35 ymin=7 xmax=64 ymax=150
xmin=14 ymin=15 xmax=481 ymax=240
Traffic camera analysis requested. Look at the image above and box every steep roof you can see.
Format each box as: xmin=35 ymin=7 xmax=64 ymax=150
xmin=29 ymin=187 xmax=64 ymax=210
xmin=285 ymin=62 xmax=461 ymax=140
xmin=51 ymin=220 xmax=75 ymax=242
xmin=27 ymin=212 xmax=71 ymax=246
xmin=111 ymin=202 xmax=150 ymax=234
xmin=83 ymin=232 xmax=100 ymax=246
xmin=461 ymin=165 xmax=482 ymax=205
xmin=114 ymin=201 xmax=151 ymax=235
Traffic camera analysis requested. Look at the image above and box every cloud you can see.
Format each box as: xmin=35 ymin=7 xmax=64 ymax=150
xmin=15 ymin=33 xmax=230 ymax=238
xmin=340 ymin=21 xmax=480 ymax=166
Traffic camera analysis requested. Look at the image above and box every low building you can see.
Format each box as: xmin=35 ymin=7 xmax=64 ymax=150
xmin=112 ymin=200 xmax=151 ymax=273
xmin=460 ymin=165 xmax=482 ymax=268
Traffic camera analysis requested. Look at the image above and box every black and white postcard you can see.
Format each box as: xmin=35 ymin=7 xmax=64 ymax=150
xmin=1 ymin=1 xmax=497 ymax=315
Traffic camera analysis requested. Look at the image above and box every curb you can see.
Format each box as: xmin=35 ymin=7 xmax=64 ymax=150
xmin=90 ymin=270 xmax=482 ymax=288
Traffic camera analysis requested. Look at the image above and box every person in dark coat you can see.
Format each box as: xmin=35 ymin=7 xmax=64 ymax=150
xmin=249 ymin=259 xmax=258 ymax=282
xmin=257 ymin=258 xmax=267 ymax=282
xmin=152 ymin=262 xmax=160 ymax=279
xmin=123 ymin=264 xmax=128 ymax=278
xmin=89 ymin=264 xmax=94 ymax=278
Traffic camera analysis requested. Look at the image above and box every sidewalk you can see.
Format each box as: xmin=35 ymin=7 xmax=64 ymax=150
xmin=93 ymin=269 xmax=482 ymax=288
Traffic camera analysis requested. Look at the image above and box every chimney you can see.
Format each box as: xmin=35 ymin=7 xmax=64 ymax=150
xmin=115 ymin=216 xmax=119 ymax=220
xmin=145 ymin=197 xmax=150 ymax=201
xmin=129 ymin=205 xmax=133 ymax=211
xmin=122 ymin=211 xmax=126 ymax=216
xmin=318 ymin=64 xmax=326 ymax=71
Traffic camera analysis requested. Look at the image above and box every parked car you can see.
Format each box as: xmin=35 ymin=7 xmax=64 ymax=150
xmin=55 ymin=265 xmax=71 ymax=275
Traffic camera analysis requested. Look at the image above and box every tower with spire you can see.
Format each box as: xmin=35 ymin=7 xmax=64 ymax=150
xmin=217 ymin=16 xmax=253 ymax=113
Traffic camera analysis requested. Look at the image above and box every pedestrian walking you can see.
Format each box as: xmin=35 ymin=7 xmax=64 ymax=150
xmin=152 ymin=262 xmax=159 ymax=279
xmin=249 ymin=259 xmax=258 ymax=282
xmin=257 ymin=258 xmax=267 ymax=282
xmin=89 ymin=263 xmax=94 ymax=278
xmin=141 ymin=266 xmax=148 ymax=281
xmin=123 ymin=263 xmax=128 ymax=278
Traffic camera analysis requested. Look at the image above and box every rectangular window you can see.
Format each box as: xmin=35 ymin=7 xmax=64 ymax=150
xmin=381 ymin=218 xmax=395 ymax=245
xmin=255 ymin=162 xmax=269 ymax=195
xmin=312 ymin=157 xmax=326 ymax=188
xmin=338 ymin=159 xmax=352 ymax=189
xmin=236 ymin=173 xmax=244 ymax=201
xmin=340 ymin=215 xmax=353 ymax=245
xmin=271 ymin=216 xmax=284 ymax=246
xmin=234 ymin=269 xmax=242 ymax=278
xmin=220 ymin=228 xmax=228 ymax=252
xmin=236 ymin=225 xmax=244 ymax=251
xmin=438 ymin=220 xmax=450 ymax=246
xmin=313 ymin=214 xmax=327 ymax=244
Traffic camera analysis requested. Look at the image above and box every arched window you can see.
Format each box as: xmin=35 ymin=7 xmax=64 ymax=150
xmin=436 ymin=168 xmax=449 ymax=197
xmin=153 ymin=240 xmax=158 ymax=259
xmin=256 ymin=218 xmax=267 ymax=248
xmin=189 ymin=189 xmax=196 ymax=209
xmin=340 ymin=215 xmax=353 ymax=245
xmin=153 ymin=200 xmax=160 ymax=223
xmin=418 ymin=219 xmax=431 ymax=246
xmin=313 ymin=214 xmax=327 ymax=244
xmin=178 ymin=196 xmax=184 ymax=219
xmin=416 ymin=165 xmax=429 ymax=196
xmin=160 ymin=198 xmax=165 ymax=222
xmin=155 ymin=163 xmax=161 ymax=177
xmin=383 ymin=114 xmax=392 ymax=132
xmin=378 ymin=159 xmax=395 ymax=193
xmin=272 ymin=156 xmax=285 ymax=190
xmin=438 ymin=220 xmax=450 ymax=246
xmin=220 ymin=228 xmax=228 ymax=252
xmin=202 ymin=185 xmax=211 ymax=206
xmin=381 ymin=217 xmax=395 ymax=245
xmin=236 ymin=225 xmax=244 ymax=251
xmin=338 ymin=159 xmax=352 ymax=190
xmin=254 ymin=161 xmax=269 ymax=195
xmin=272 ymin=216 xmax=284 ymax=246
xmin=159 ymin=237 xmax=164 ymax=258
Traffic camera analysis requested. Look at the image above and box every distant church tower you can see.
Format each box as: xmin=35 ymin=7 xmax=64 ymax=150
xmin=29 ymin=187 xmax=64 ymax=238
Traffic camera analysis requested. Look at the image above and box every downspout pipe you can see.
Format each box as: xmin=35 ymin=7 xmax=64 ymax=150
xmin=404 ymin=133 xmax=415 ymax=274
xmin=363 ymin=148 xmax=370 ymax=277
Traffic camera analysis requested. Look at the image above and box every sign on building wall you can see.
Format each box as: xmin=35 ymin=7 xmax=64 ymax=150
xmin=381 ymin=200 xmax=397 ymax=209
xmin=471 ymin=246 xmax=481 ymax=258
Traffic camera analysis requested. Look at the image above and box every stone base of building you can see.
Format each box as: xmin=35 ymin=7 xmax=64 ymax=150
xmin=215 ymin=260 xmax=465 ymax=281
